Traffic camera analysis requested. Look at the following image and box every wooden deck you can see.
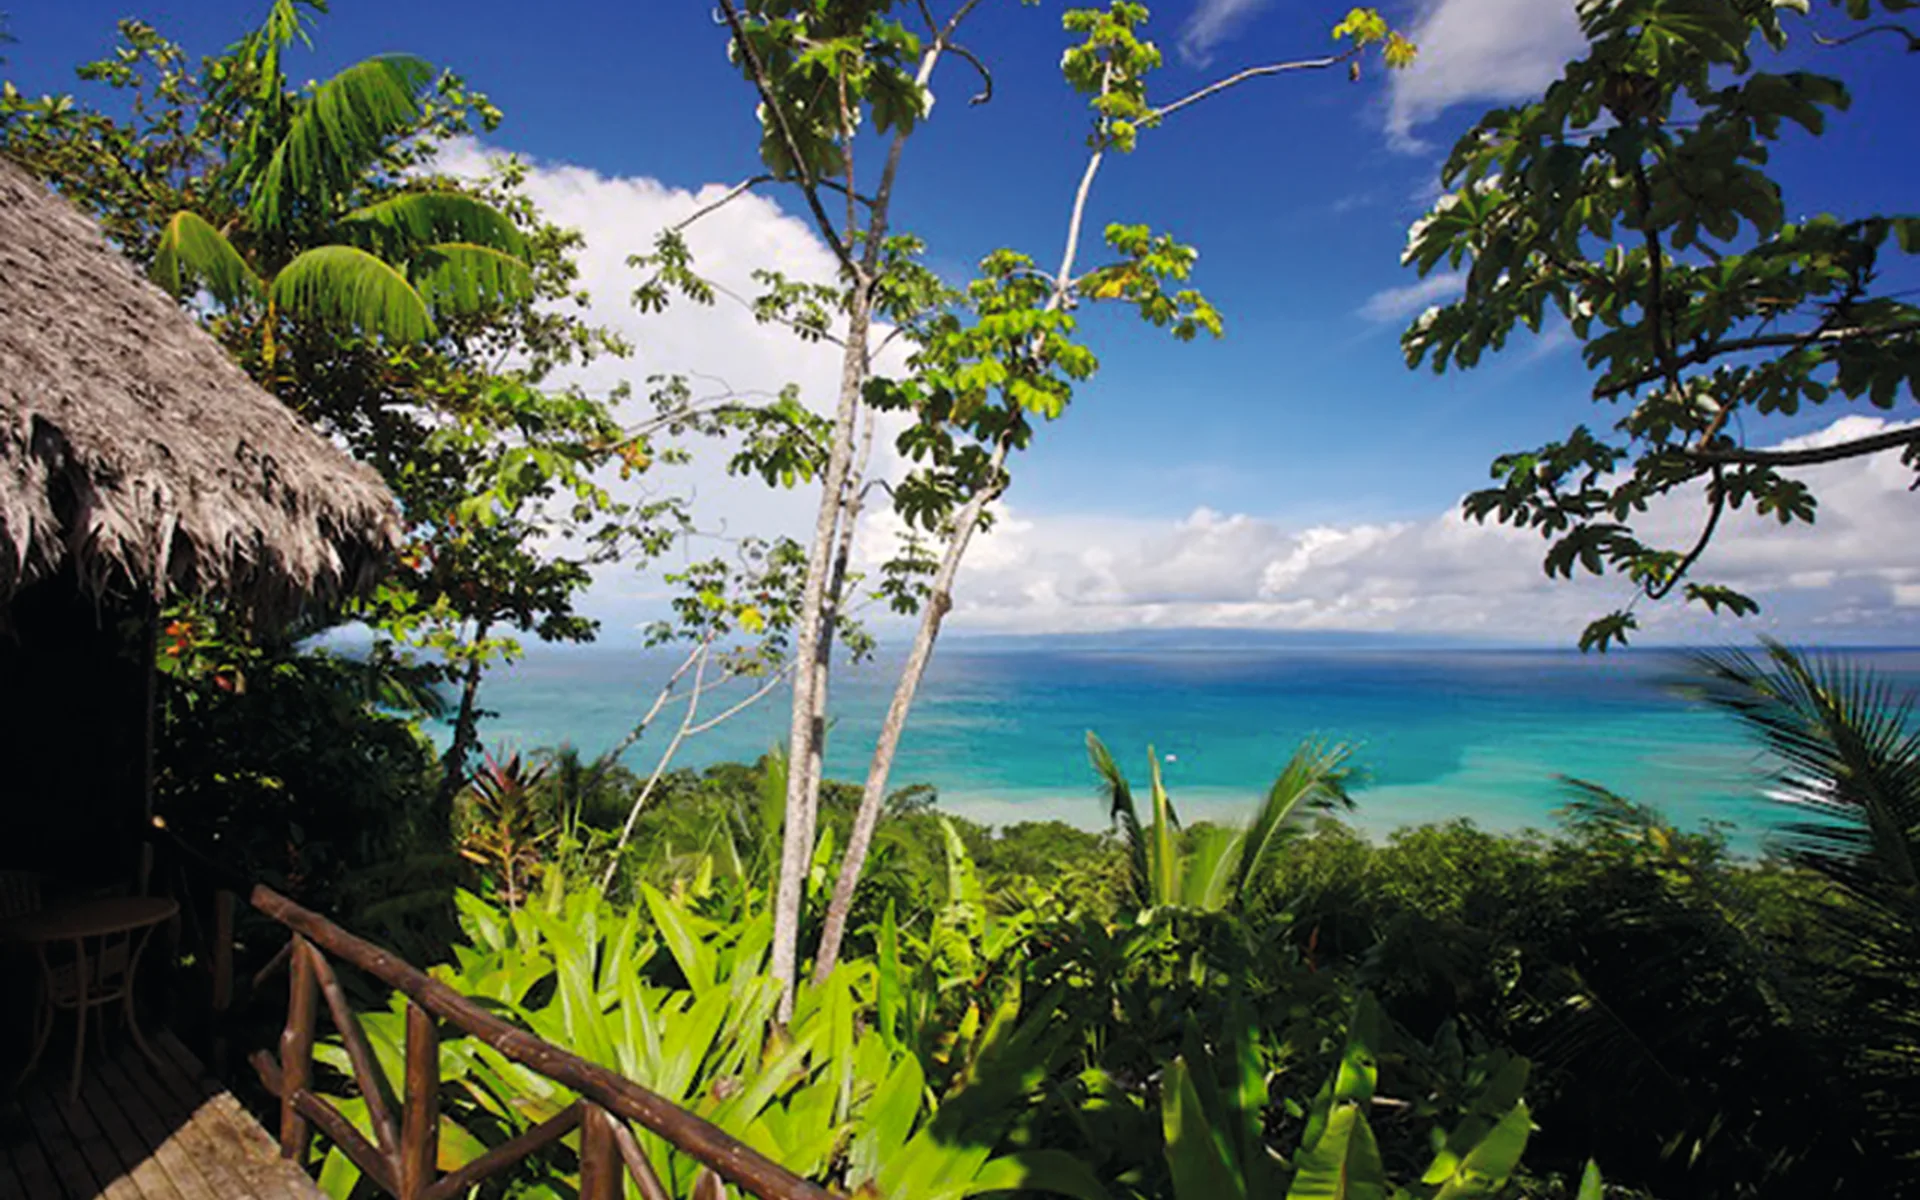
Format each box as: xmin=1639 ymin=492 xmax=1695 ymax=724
xmin=0 ymin=1032 xmax=323 ymax=1200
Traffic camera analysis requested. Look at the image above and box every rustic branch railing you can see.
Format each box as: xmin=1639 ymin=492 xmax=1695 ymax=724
xmin=237 ymin=884 xmax=835 ymax=1200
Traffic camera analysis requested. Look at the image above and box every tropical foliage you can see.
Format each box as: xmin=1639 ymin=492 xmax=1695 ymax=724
xmin=1400 ymin=0 xmax=1920 ymax=649
xmin=1088 ymin=732 xmax=1354 ymax=914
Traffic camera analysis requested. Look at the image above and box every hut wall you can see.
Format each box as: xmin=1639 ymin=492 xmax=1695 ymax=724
xmin=0 ymin=568 xmax=148 ymax=890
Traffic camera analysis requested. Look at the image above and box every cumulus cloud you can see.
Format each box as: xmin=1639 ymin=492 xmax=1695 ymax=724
xmin=1387 ymin=0 xmax=1586 ymax=148
xmin=928 ymin=417 xmax=1920 ymax=643
xmin=1178 ymin=0 xmax=1270 ymax=65
xmin=1357 ymin=270 xmax=1464 ymax=321
xmin=424 ymin=141 xmax=1915 ymax=647
xmin=428 ymin=140 xmax=920 ymax=629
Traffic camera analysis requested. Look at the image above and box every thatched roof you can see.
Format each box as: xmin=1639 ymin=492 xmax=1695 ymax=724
xmin=0 ymin=157 xmax=400 ymax=625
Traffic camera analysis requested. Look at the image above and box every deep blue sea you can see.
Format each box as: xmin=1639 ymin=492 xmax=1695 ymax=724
xmin=443 ymin=642 xmax=1920 ymax=851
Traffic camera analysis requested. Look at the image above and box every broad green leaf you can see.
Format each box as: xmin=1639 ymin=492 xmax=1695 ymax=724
xmin=1287 ymin=1104 xmax=1389 ymax=1200
xmin=846 ymin=1052 xmax=924 ymax=1188
xmin=642 ymin=882 xmax=716 ymax=993
xmin=152 ymin=210 xmax=263 ymax=308
xmin=1163 ymin=1057 xmax=1243 ymax=1200
xmin=409 ymin=242 xmax=535 ymax=315
xmin=966 ymin=1149 xmax=1114 ymax=1200
xmin=272 ymin=244 xmax=433 ymax=341
xmin=1432 ymin=1103 xmax=1533 ymax=1200
xmin=340 ymin=191 xmax=526 ymax=256
xmin=252 ymin=54 xmax=433 ymax=227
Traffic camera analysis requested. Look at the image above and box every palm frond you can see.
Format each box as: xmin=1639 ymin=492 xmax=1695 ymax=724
xmin=251 ymin=54 xmax=434 ymax=228
xmin=408 ymin=242 xmax=536 ymax=316
xmin=1689 ymin=639 xmax=1920 ymax=889
xmin=1687 ymin=640 xmax=1920 ymax=1156
xmin=1230 ymin=740 xmax=1354 ymax=903
xmin=151 ymin=210 xmax=263 ymax=309
xmin=1182 ymin=825 xmax=1241 ymax=911
xmin=1147 ymin=749 xmax=1183 ymax=908
xmin=1087 ymin=731 xmax=1149 ymax=910
xmin=340 ymin=191 xmax=527 ymax=256
xmin=272 ymin=244 xmax=433 ymax=341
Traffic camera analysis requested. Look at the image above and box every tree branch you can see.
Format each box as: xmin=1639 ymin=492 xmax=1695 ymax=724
xmin=1644 ymin=466 xmax=1725 ymax=602
xmin=946 ymin=42 xmax=994 ymax=105
xmin=600 ymin=639 xmax=713 ymax=889
xmin=686 ymin=664 xmax=791 ymax=737
xmin=1813 ymin=22 xmax=1920 ymax=52
xmin=672 ymin=174 xmax=875 ymax=234
xmin=1685 ymin=424 xmax=1920 ymax=469
xmin=1148 ymin=49 xmax=1359 ymax=123
xmin=714 ymin=0 xmax=861 ymax=281
xmin=1594 ymin=319 xmax=1920 ymax=398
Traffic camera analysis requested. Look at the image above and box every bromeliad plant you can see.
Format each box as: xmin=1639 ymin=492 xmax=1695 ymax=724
xmin=311 ymin=880 xmax=1110 ymax=1199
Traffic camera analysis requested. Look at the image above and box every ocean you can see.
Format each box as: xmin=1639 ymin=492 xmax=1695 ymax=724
xmin=442 ymin=641 xmax=1920 ymax=851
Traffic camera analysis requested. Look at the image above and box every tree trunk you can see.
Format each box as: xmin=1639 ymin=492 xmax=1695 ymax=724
xmin=768 ymin=288 xmax=874 ymax=1016
xmin=433 ymin=620 xmax=493 ymax=837
xmin=812 ymin=466 xmax=1004 ymax=982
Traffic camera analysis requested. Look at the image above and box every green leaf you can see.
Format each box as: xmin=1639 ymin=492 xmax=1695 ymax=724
xmin=1163 ymin=1057 xmax=1244 ymax=1200
xmin=340 ymin=191 xmax=527 ymax=256
xmin=641 ymin=883 xmax=716 ymax=994
xmin=271 ymin=244 xmax=433 ymax=340
xmin=1287 ymin=1104 xmax=1389 ymax=1200
xmin=251 ymin=54 xmax=434 ymax=227
xmin=409 ymin=242 xmax=536 ymax=315
xmin=847 ymin=1052 xmax=924 ymax=1188
xmin=152 ymin=210 xmax=263 ymax=308
xmin=1432 ymin=1103 xmax=1533 ymax=1200
xmin=967 ymin=1149 xmax=1114 ymax=1200
xmin=1575 ymin=1160 xmax=1605 ymax=1200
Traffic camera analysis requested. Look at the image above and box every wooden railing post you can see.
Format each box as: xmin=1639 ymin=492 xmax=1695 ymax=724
xmin=399 ymin=1001 xmax=439 ymax=1200
xmin=211 ymin=888 xmax=236 ymax=1075
xmin=246 ymin=884 xmax=838 ymax=1200
xmin=212 ymin=889 xmax=236 ymax=1013
xmin=279 ymin=936 xmax=317 ymax=1163
xmin=579 ymin=1103 xmax=617 ymax=1200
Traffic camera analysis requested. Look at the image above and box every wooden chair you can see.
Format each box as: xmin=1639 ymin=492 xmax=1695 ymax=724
xmin=0 ymin=869 xmax=42 ymax=920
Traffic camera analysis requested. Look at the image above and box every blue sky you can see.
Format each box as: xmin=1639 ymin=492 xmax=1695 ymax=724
xmin=8 ymin=0 xmax=1917 ymax=643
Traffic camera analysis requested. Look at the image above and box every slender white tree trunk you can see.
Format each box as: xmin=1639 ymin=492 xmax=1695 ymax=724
xmin=768 ymin=288 xmax=874 ymax=1016
xmin=812 ymin=453 xmax=1006 ymax=981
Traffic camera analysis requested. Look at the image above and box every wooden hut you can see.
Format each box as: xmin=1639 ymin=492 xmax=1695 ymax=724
xmin=0 ymin=156 xmax=401 ymax=887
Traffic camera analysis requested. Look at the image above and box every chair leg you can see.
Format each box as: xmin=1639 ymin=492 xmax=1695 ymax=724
xmin=13 ymin=988 xmax=54 ymax=1092
xmin=68 ymin=938 xmax=89 ymax=1105
xmin=124 ymin=924 xmax=163 ymax=1071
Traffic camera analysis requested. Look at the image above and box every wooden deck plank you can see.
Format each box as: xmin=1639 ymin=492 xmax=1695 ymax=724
xmin=124 ymin=1051 xmax=283 ymax=1200
xmin=148 ymin=1035 xmax=316 ymax=1200
xmin=4 ymin=1031 xmax=324 ymax=1200
xmin=72 ymin=1069 xmax=184 ymax=1200
xmin=91 ymin=1055 xmax=217 ymax=1200
xmin=46 ymin=1085 xmax=145 ymax=1200
xmin=0 ymin=1142 xmax=25 ymax=1200
xmin=24 ymin=1095 xmax=101 ymax=1199
xmin=4 ymin=1122 xmax=66 ymax=1200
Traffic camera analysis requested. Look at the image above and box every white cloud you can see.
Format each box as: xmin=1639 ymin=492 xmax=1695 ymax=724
xmin=423 ymin=142 xmax=1917 ymax=648
xmin=930 ymin=417 xmax=1920 ymax=643
xmin=1387 ymin=0 xmax=1586 ymax=148
xmin=428 ymin=140 xmax=917 ymax=629
xmin=1178 ymin=0 xmax=1270 ymax=65
xmin=1358 ymin=270 xmax=1464 ymax=321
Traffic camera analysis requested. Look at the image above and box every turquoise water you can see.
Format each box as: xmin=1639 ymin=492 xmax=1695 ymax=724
xmin=446 ymin=643 xmax=1920 ymax=849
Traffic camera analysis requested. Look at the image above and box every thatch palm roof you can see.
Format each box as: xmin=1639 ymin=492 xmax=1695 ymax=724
xmin=0 ymin=157 xmax=400 ymax=625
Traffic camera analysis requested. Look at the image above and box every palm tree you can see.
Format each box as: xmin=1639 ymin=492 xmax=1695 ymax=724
xmin=151 ymin=0 xmax=531 ymax=350
xmin=1086 ymin=731 xmax=1354 ymax=914
xmin=1687 ymin=639 xmax=1920 ymax=1159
